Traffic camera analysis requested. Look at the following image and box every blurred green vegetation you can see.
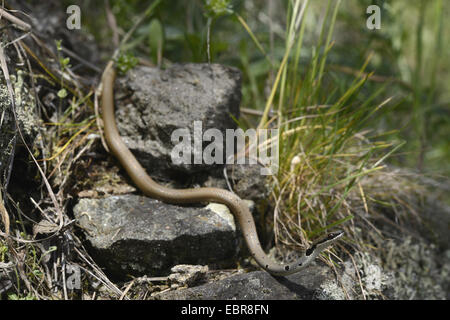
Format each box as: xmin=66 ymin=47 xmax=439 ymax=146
xmin=329 ymin=0 xmax=449 ymax=176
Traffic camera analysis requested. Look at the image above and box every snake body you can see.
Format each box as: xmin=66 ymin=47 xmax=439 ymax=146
xmin=100 ymin=61 xmax=343 ymax=276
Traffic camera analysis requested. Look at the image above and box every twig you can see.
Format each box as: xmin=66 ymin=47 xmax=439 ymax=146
xmin=339 ymin=244 xmax=366 ymax=300
xmin=0 ymin=7 xmax=31 ymax=31
xmin=0 ymin=187 xmax=11 ymax=243
xmin=74 ymin=247 xmax=124 ymax=298
xmin=61 ymin=47 xmax=102 ymax=73
xmin=119 ymin=279 xmax=135 ymax=300
xmin=104 ymin=0 xmax=119 ymax=48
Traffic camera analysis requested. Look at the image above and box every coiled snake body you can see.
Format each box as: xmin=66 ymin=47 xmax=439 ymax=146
xmin=100 ymin=61 xmax=343 ymax=276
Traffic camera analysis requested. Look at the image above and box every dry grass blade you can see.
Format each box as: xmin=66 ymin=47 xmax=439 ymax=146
xmin=0 ymin=187 xmax=10 ymax=239
xmin=105 ymin=0 xmax=120 ymax=48
xmin=0 ymin=44 xmax=65 ymax=232
xmin=74 ymin=247 xmax=124 ymax=298
xmin=0 ymin=7 xmax=31 ymax=31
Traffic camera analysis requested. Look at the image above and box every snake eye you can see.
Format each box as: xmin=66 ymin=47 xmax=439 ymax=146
xmin=285 ymin=266 xmax=290 ymax=271
xmin=328 ymin=230 xmax=344 ymax=240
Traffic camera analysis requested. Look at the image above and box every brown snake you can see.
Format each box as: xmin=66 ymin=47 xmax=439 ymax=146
xmin=100 ymin=61 xmax=343 ymax=276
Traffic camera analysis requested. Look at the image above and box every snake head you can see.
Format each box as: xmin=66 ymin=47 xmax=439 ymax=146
xmin=305 ymin=230 xmax=344 ymax=256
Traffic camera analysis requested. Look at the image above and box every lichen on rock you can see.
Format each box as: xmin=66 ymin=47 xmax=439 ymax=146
xmin=0 ymin=68 xmax=40 ymax=186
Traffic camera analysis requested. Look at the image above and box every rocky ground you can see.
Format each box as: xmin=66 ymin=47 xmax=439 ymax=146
xmin=0 ymin=0 xmax=449 ymax=300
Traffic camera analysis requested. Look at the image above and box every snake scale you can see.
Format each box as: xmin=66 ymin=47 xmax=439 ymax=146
xmin=100 ymin=61 xmax=343 ymax=276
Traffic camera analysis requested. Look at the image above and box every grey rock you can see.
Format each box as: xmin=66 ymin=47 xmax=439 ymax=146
xmin=168 ymin=264 xmax=209 ymax=289
xmin=73 ymin=195 xmax=239 ymax=279
xmin=204 ymin=164 xmax=271 ymax=202
xmin=111 ymin=63 xmax=269 ymax=204
xmin=319 ymin=240 xmax=450 ymax=300
xmin=114 ymin=64 xmax=242 ymax=177
xmin=0 ymin=262 xmax=15 ymax=295
xmin=155 ymin=265 xmax=336 ymax=300
xmin=421 ymin=197 xmax=450 ymax=250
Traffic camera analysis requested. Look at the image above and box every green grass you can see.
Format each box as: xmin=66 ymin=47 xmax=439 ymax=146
xmin=242 ymin=0 xmax=399 ymax=255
